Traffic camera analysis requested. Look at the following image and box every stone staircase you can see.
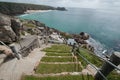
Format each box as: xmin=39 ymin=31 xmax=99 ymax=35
xmin=31 ymin=51 xmax=83 ymax=77
xmin=21 ymin=44 xmax=94 ymax=80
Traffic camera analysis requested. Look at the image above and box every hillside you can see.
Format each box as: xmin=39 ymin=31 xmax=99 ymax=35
xmin=0 ymin=2 xmax=56 ymax=15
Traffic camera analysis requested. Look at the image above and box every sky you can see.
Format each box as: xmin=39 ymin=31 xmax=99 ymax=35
xmin=0 ymin=0 xmax=120 ymax=9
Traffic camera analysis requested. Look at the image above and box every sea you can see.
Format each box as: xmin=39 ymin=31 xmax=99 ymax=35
xmin=19 ymin=8 xmax=120 ymax=56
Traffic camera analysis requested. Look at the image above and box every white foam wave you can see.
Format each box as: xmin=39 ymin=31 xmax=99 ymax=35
xmin=86 ymin=37 xmax=106 ymax=57
xmin=19 ymin=14 xmax=29 ymax=17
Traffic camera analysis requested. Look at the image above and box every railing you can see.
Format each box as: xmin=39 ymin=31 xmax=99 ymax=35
xmin=72 ymin=46 xmax=120 ymax=80
xmin=0 ymin=41 xmax=10 ymax=48
xmin=20 ymin=38 xmax=40 ymax=57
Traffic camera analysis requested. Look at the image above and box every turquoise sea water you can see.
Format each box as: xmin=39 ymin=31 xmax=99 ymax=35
xmin=19 ymin=8 xmax=120 ymax=52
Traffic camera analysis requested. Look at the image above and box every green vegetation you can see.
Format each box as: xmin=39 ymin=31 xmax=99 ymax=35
xmin=0 ymin=2 xmax=55 ymax=15
xmin=36 ymin=63 xmax=82 ymax=74
xmin=21 ymin=31 xmax=25 ymax=35
xmin=24 ymin=23 xmax=36 ymax=28
xmin=21 ymin=44 xmax=96 ymax=80
xmin=36 ymin=44 xmax=82 ymax=74
xmin=77 ymin=48 xmax=103 ymax=67
xmin=46 ymin=52 xmax=71 ymax=56
xmin=107 ymin=71 xmax=120 ymax=80
xmin=41 ymin=57 xmax=73 ymax=62
xmin=21 ymin=43 xmax=119 ymax=80
xmin=22 ymin=75 xmax=94 ymax=80
xmin=60 ymin=32 xmax=73 ymax=39
xmin=43 ymin=44 xmax=71 ymax=53
xmin=0 ymin=2 xmax=66 ymax=15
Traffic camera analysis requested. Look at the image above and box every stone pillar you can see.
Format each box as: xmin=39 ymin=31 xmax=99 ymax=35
xmin=94 ymin=52 xmax=120 ymax=80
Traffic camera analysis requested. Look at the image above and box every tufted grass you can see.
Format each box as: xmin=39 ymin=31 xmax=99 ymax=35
xmin=41 ymin=57 xmax=73 ymax=62
xmin=45 ymin=52 xmax=72 ymax=56
xmin=42 ymin=44 xmax=71 ymax=53
xmin=21 ymin=75 xmax=94 ymax=80
xmin=36 ymin=63 xmax=82 ymax=74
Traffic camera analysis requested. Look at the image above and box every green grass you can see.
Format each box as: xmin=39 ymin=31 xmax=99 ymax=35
xmin=107 ymin=71 xmax=120 ymax=80
xmin=46 ymin=52 xmax=72 ymax=56
xmin=22 ymin=75 xmax=94 ymax=80
xmin=43 ymin=44 xmax=71 ymax=53
xmin=24 ymin=23 xmax=36 ymax=28
xmin=77 ymin=48 xmax=103 ymax=67
xmin=21 ymin=44 xmax=119 ymax=80
xmin=36 ymin=63 xmax=82 ymax=74
xmin=41 ymin=57 xmax=73 ymax=62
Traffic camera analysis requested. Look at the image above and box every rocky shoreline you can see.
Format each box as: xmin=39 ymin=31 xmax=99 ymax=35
xmin=0 ymin=12 xmax=94 ymax=53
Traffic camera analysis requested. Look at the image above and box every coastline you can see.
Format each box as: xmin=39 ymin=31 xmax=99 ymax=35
xmin=24 ymin=10 xmax=52 ymax=14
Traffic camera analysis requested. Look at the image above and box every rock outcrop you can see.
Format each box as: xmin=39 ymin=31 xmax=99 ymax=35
xmin=56 ymin=7 xmax=67 ymax=11
xmin=0 ymin=13 xmax=16 ymax=43
xmin=11 ymin=18 xmax=22 ymax=37
xmin=80 ymin=32 xmax=90 ymax=40
xmin=73 ymin=32 xmax=94 ymax=52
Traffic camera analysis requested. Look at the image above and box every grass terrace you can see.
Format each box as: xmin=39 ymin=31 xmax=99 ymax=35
xmin=36 ymin=63 xmax=82 ymax=74
xmin=21 ymin=44 xmax=99 ymax=80
xmin=42 ymin=44 xmax=71 ymax=53
xmin=21 ymin=75 xmax=94 ymax=80
xmin=77 ymin=48 xmax=103 ymax=67
xmin=107 ymin=71 xmax=120 ymax=80
xmin=36 ymin=44 xmax=82 ymax=74
xmin=41 ymin=57 xmax=73 ymax=62
xmin=45 ymin=52 xmax=72 ymax=56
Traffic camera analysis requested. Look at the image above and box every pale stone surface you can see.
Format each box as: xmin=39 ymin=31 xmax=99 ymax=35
xmin=114 ymin=52 xmax=120 ymax=58
xmin=0 ymin=44 xmax=51 ymax=80
xmin=0 ymin=45 xmax=13 ymax=55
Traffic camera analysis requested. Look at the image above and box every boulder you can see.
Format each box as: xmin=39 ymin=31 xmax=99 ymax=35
xmin=35 ymin=21 xmax=45 ymax=27
xmin=0 ymin=13 xmax=16 ymax=43
xmin=0 ymin=45 xmax=13 ymax=56
xmin=80 ymin=32 xmax=90 ymax=40
xmin=75 ymin=38 xmax=88 ymax=44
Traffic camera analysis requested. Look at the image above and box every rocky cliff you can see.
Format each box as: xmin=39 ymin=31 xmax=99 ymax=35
xmin=0 ymin=2 xmax=67 ymax=15
xmin=0 ymin=13 xmax=16 ymax=43
xmin=0 ymin=13 xmax=23 ymax=43
xmin=0 ymin=2 xmax=56 ymax=15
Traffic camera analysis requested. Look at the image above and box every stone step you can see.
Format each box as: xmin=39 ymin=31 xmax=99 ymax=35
xmin=40 ymin=62 xmax=81 ymax=64
xmin=86 ymin=64 xmax=98 ymax=76
xmin=44 ymin=56 xmax=73 ymax=58
xmin=30 ymin=72 xmax=82 ymax=77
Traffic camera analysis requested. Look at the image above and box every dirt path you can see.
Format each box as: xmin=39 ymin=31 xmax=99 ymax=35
xmin=0 ymin=44 xmax=51 ymax=80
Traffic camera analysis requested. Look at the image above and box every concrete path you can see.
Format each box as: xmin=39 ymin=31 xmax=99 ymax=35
xmin=0 ymin=44 xmax=51 ymax=80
